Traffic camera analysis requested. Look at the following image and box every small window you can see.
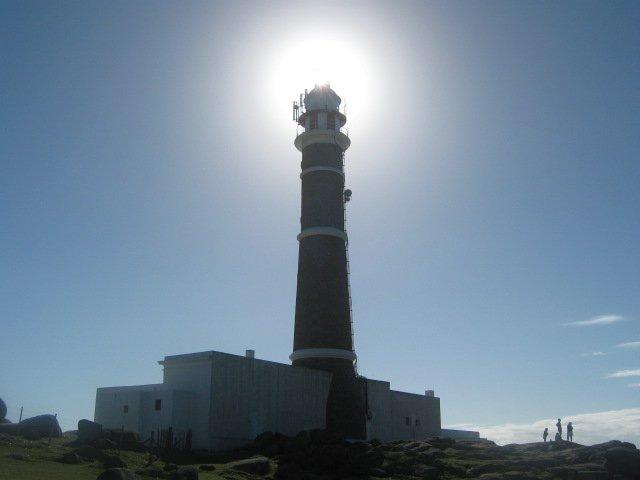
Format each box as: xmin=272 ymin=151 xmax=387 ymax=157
xmin=415 ymin=419 xmax=421 ymax=427
xmin=405 ymin=417 xmax=411 ymax=426
xmin=155 ymin=399 xmax=162 ymax=411
xmin=123 ymin=405 xmax=129 ymax=414
xmin=310 ymin=112 xmax=318 ymax=129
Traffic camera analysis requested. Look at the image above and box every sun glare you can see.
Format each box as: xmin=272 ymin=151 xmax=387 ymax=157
xmin=270 ymin=36 xmax=374 ymax=129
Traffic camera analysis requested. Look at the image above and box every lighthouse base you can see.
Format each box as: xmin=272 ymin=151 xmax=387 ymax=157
xmin=293 ymin=357 xmax=367 ymax=440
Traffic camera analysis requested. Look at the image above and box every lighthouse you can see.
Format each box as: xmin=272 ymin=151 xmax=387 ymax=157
xmin=93 ymin=85 xmax=460 ymax=452
xmin=290 ymin=84 xmax=367 ymax=439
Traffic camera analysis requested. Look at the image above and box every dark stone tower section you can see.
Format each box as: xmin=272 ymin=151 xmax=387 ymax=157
xmin=291 ymin=85 xmax=366 ymax=439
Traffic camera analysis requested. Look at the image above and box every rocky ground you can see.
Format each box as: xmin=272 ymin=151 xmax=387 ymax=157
xmin=1 ymin=420 xmax=639 ymax=480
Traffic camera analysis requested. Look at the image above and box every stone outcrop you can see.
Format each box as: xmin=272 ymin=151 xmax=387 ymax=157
xmin=245 ymin=430 xmax=639 ymax=480
xmin=78 ymin=419 xmax=104 ymax=442
xmin=0 ymin=414 xmax=61 ymax=439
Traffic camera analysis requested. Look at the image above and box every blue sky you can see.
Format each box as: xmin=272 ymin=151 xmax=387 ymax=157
xmin=2 ymin=1 xmax=639 ymax=443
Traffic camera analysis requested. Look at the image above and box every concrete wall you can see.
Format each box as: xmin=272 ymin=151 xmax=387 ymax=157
xmin=208 ymin=351 xmax=331 ymax=451
xmin=95 ymin=384 xmax=193 ymax=443
xmin=365 ymin=379 xmax=441 ymax=442
xmin=161 ymin=352 xmax=214 ymax=449
xmin=95 ymin=384 xmax=164 ymax=435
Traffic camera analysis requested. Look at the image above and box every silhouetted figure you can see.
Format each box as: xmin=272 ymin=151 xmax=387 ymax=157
xmin=555 ymin=432 xmax=562 ymax=442
xmin=567 ymin=422 xmax=573 ymax=442
xmin=542 ymin=427 xmax=549 ymax=442
xmin=556 ymin=418 xmax=562 ymax=437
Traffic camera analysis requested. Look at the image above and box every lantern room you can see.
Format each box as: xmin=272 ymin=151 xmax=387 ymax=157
xmin=296 ymin=84 xmax=347 ymax=132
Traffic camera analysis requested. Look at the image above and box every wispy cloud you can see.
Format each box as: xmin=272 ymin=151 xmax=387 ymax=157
xmin=446 ymin=408 xmax=640 ymax=446
xmin=581 ymin=351 xmax=606 ymax=357
xmin=606 ymin=369 xmax=640 ymax=378
xmin=617 ymin=341 xmax=640 ymax=349
xmin=629 ymin=383 xmax=640 ymax=388
xmin=563 ymin=314 xmax=624 ymax=327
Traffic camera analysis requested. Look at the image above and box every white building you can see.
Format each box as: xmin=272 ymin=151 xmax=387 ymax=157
xmin=95 ymin=349 xmax=457 ymax=451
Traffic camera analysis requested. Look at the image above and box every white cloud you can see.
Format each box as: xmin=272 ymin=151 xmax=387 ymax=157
xmin=581 ymin=351 xmax=606 ymax=357
xmin=606 ymin=369 xmax=640 ymax=378
xmin=629 ymin=383 xmax=640 ymax=388
xmin=447 ymin=408 xmax=640 ymax=446
xmin=563 ymin=314 xmax=624 ymax=327
xmin=617 ymin=341 xmax=640 ymax=349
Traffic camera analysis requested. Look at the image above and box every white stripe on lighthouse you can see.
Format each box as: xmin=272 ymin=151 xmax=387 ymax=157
xmin=300 ymin=166 xmax=344 ymax=178
xmin=290 ymin=348 xmax=357 ymax=363
xmin=297 ymin=226 xmax=347 ymax=242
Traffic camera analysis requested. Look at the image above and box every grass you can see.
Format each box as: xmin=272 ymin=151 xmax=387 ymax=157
xmin=0 ymin=435 xmax=270 ymax=480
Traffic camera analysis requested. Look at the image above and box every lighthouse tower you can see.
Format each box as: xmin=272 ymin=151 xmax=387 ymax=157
xmin=291 ymin=84 xmax=366 ymax=439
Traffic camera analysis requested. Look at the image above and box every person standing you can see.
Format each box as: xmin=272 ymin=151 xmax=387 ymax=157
xmin=556 ymin=418 xmax=562 ymax=438
xmin=567 ymin=422 xmax=573 ymax=442
xmin=543 ymin=427 xmax=549 ymax=442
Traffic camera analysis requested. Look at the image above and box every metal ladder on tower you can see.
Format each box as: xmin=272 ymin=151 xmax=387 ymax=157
xmin=342 ymin=151 xmax=357 ymax=374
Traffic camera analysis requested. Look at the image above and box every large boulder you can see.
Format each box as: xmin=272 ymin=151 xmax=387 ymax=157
xmin=78 ymin=419 xmax=104 ymax=443
xmin=0 ymin=397 xmax=7 ymax=420
xmin=18 ymin=414 xmax=62 ymax=439
xmin=96 ymin=468 xmax=138 ymax=480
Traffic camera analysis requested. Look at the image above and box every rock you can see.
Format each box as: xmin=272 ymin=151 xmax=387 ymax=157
xmin=546 ymin=464 xmax=608 ymax=480
xmin=435 ymin=461 xmax=467 ymax=477
xmin=75 ymin=444 xmax=108 ymax=461
xmin=60 ymin=451 xmax=82 ymax=464
xmin=93 ymin=438 xmax=118 ymax=450
xmin=502 ymin=471 xmax=540 ymax=480
xmin=11 ymin=414 xmax=62 ymax=440
xmin=478 ymin=475 xmax=506 ymax=480
xmin=136 ymin=465 xmax=164 ymax=477
xmin=169 ymin=466 xmax=198 ymax=480
xmin=412 ymin=464 xmax=440 ymax=479
xmin=575 ymin=472 xmax=608 ymax=480
xmin=96 ymin=468 xmax=138 ymax=480
xmin=79 ymin=419 xmax=104 ymax=443
xmin=104 ymin=455 xmax=127 ymax=469
xmin=198 ymin=464 xmax=216 ymax=471
xmin=603 ymin=447 xmax=640 ymax=478
xmin=467 ymin=463 xmax=508 ymax=476
xmin=0 ymin=397 xmax=6 ymax=420
xmin=419 ymin=448 xmax=445 ymax=463
xmin=228 ymin=456 xmax=270 ymax=475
